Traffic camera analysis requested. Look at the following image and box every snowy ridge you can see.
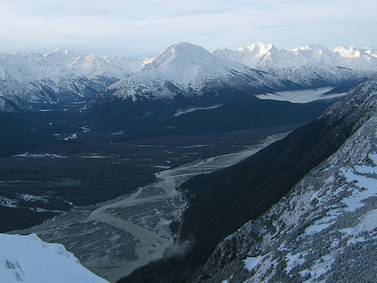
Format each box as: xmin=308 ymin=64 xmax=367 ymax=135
xmin=213 ymin=43 xmax=376 ymax=86
xmin=0 ymin=49 xmax=143 ymax=83
xmin=214 ymin=43 xmax=377 ymax=72
xmin=0 ymin=50 xmax=145 ymax=109
xmin=193 ymin=79 xmax=377 ymax=283
xmin=0 ymin=233 xmax=107 ymax=283
xmin=108 ymin=42 xmax=289 ymax=101
xmin=1 ymin=42 xmax=376 ymax=109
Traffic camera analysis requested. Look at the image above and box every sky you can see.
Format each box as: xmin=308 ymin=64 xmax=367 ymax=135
xmin=1 ymin=0 xmax=377 ymax=57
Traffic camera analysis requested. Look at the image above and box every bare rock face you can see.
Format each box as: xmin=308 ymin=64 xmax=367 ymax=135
xmin=193 ymin=79 xmax=377 ymax=283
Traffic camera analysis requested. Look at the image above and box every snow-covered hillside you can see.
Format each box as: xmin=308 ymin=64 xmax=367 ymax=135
xmin=0 ymin=233 xmax=107 ymax=283
xmin=213 ymin=43 xmax=376 ymax=86
xmin=107 ymin=42 xmax=290 ymax=101
xmin=1 ymin=42 xmax=376 ymax=110
xmin=106 ymin=42 xmax=377 ymax=102
xmin=193 ymin=79 xmax=377 ymax=283
xmin=0 ymin=49 xmax=143 ymax=83
xmin=214 ymin=43 xmax=377 ymax=71
xmin=0 ymin=50 xmax=144 ymax=110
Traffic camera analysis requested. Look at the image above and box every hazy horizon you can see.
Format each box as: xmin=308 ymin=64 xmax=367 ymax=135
xmin=2 ymin=41 xmax=377 ymax=60
xmin=1 ymin=0 xmax=377 ymax=57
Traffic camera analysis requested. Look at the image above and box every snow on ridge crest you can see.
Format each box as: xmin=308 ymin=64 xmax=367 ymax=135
xmin=333 ymin=46 xmax=361 ymax=58
xmin=0 ymin=50 xmax=145 ymax=83
xmin=214 ymin=42 xmax=377 ymax=72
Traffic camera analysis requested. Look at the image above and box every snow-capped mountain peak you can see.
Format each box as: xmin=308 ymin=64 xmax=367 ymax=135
xmin=46 ymin=48 xmax=76 ymax=58
xmin=143 ymin=42 xmax=223 ymax=75
xmin=150 ymin=42 xmax=208 ymax=62
xmin=107 ymin=42 xmax=288 ymax=101
xmin=333 ymin=46 xmax=361 ymax=58
xmin=244 ymin=42 xmax=276 ymax=56
xmin=213 ymin=42 xmax=278 ymax=67
xmin=109 ymin=42 xmax=232 ymax=98
xmin=214 ymin=43 xmax=377 ymax=72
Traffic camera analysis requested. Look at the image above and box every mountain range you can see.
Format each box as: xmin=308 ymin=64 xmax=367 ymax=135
xmin=0 ymin=49 xmax=144 ymax=110
xmin=106 ymin=42 xmax=291 ymax=102
xmin=214 ymin=43 xmax=377 ymax=86
xmin=2 ymin=42 xmax=377 ymax=283
xmin=1 ymin=42 xmax=376 ymax=111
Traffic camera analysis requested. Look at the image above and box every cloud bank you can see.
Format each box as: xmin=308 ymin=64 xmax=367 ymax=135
xmin=0 ymin=0 xmax=376 ymax=56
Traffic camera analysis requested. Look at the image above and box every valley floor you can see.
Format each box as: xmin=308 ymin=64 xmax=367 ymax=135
xmin=12 ymin=132 xmax=287 ymax=282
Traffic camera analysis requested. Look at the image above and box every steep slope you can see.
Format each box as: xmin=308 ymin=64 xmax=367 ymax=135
xmin=119 ymin=79 xmax=367 ymax=283
xmin=106 ymin=42 xmax=293 ymax=102
xmin=213 ymin=43 xmax=374 ymax=87
xmin=193 ymin=79 xmax=377 ymax=282
xmin=0 ymin=233 xmax=107 ymax=283
xmin=0 ymin=50 xmax=144 ymax=109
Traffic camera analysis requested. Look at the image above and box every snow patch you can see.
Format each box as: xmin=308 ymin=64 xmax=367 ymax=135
xmin=174 ymin=104 xmax=223 ymax=116
xmin=244 ymin=255 xmax=265 ymax=272
xmin=341 ymin=168 xmax=377 ymax=212
xmin=14 ymin=153 xmax=67 ymax=159
xmin=285 ymin=252 xmax=306 ymax=273
xmin=0 ymin=197 xmax=18 ymax=208
xmin=0 ymin=233 xmax=108 ymax=283
xmin=64 ymin=133 xmax=77 ymax=141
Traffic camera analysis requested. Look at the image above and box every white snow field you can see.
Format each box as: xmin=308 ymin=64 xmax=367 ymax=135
xmin=0 ymin=233 xmax=107 ymax=283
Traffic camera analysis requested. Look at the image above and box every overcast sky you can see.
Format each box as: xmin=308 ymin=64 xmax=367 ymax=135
xmin=1 ymin=0 xmax=376 ymax=57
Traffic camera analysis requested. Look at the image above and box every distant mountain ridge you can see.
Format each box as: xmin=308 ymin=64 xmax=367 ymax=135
xmin=107 ymin=42 xmax=292 ymax=101
xmin=214 ymin=43 xmax=377 ymax=70
xmin=213 ymin=43 xmax=376 ymax=87
xmin=1 ymin=42 xmax=376 ymax=111
xmin=0 ymin=49 xmax=144 ymax=82
xmin=104 ymin=42 xmax=376 ymax=106
xmin=0 ymin=49 xmax=145 ymax=110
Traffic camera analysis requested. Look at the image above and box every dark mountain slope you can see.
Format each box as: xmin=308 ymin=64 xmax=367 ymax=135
xmin=191 ymin=80 xmax=377 ymax=283
xmin=89 ymin=96 xmax=333 ymax=138
xmin=120 ymin=82 xmax=369 ymax=283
